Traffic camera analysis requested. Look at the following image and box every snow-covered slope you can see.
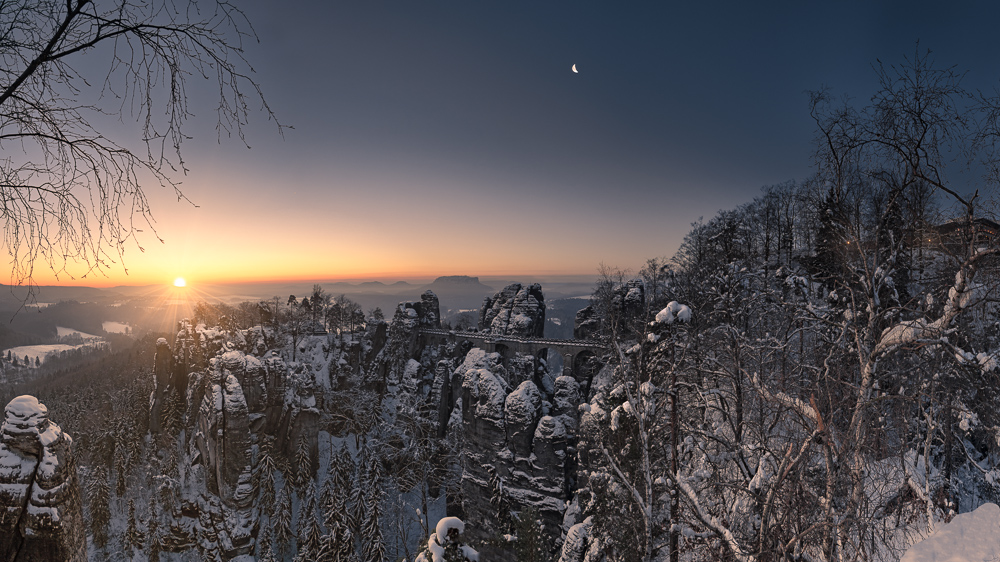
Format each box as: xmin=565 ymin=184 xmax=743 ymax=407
xmin=901 ymin=504 xmax=1000 ymax=562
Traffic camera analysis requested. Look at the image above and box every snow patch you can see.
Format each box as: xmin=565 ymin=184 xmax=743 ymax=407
xmin=901 ymin=503 xmax=1000 ymax=562
xmin=655 ymin=301 xmax=692 ymax=324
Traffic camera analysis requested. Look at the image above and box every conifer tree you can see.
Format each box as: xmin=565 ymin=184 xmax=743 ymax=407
xmin=274 ymin=484 xmax=294 ymax=557
xmin=362 ymin=483 xmax=387 ymax=562
xmin=512 ymin=507 xmax=547 ymax=562
xmin=316 ymin=532 xmax=338 ymax=562
xmin=86 ymin=465 xmax=111 ymax=548
xmin=319 ymin=475 xmax=335 ymax=517
xmin=162 ymin=391 xmax=183 ymax=435
xmin=294 ymin=433 xmax=313 ymax=488
xmin=321 ymin=462 xmax=354 ymax=560
xmin=147 ymin=493 xmax=161 ymax=562
xmin=347 ymin=452 xmax=367 ymax=537
xmin=334 ymin=442 xmax=353 ymax=492
xmin=256 ymin=442 xmax=278 ymax=518
xmin=299 ymin=508 xmax=325 ymax=561
xmin=255 ymin=525 xmax=273 ymax=562
xmin=123 ymin=498 xmax=145 ymax=555
xmin=115 ymin=451 xmax=128 ymax=496
xmin=298 ymin=481 xmax=318 ymax=535
xmin=487 ymin=465 xmax=513 ymax=535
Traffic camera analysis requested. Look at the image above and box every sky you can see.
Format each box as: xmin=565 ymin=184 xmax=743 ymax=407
xmin=22 ymin=1 xmax=1000 ymax=287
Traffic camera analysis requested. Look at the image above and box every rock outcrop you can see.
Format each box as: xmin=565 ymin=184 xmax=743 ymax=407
xmin=448 ymin=348 xmax=581 ymax=561
xmin=0 ymin=396 xmax=86 ymax=562
xmin=479 ymin=283 xmax=545 ymax=337
xmin=418 ymin=291 xmax=442 ymax=329
xmin=149 ymin=337 xmax=173 ymax=433
xmin=191 ymin=356 xmax=252 ymax=504
xmin=574 ymin=279 xmax=644 ymax=339
xmin=371 ymin=294 xmax=442 ymax=391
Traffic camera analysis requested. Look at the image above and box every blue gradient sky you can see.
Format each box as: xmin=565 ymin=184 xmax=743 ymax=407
xmin=47 ymin=1 xmax=1000 ymax=286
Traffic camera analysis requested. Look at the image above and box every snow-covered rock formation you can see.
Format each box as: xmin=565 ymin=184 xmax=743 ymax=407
xmin=150 ymin=322 xmax=320 ymax=560
xmin=574 ymin=279 xmax=644 ymax=339
xmin=479 ymin=283 xmax=546 ymax=337
xmin=448 ymin=347 xmax=582 ymax=560
xmin=0 ymin=396 xmax=86 ymax=562
xmin=192 ymin=354 xmax=253 ymax=503
xmin=149 ymin=337 xmax=173 ymax=433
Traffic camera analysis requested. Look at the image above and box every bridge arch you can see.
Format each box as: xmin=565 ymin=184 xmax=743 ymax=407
xmin=494 ymin=343 xmax=512 ymax=366
xmin=533 ymin=347 xmax=564 ymax=393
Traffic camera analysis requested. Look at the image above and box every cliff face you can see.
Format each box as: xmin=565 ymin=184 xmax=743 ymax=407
xmin=192 ymin=353 xmax=253 ymax=504
xmin=149 ymin=337 xmax=173 ymax=433
xmin=447 ymin=348 xmax=582 ymax=561
xmin=0 ymin=396 xmax=86 ymax=562
xmin=574 ymin=279 xmax=644 ymax=340
xmin=479 ymin=283 xmax=545 ymax=337
xmin=150 ymin=323 xmax=317 ymax=560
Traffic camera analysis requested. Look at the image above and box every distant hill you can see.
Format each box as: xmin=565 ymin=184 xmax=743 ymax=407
xmin=0 ymin=284 xmax=125 ymax=308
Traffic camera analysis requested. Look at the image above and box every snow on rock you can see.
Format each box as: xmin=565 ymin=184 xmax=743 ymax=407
xmin=436 ymin=515 xmax=466 ymax=539
xmin=552 ymin=376 xmax=581 ymax=429
xmin=194 ymin=361 xmax=252 ymax=505
xmin=901 ymin=503 xmax=1000 ymax=562
xmin=479 ymin=283 xmax=546 ymax=337
xmin=451 ymin=345 xmax=586 ymax=559
xmin=416 ymin=516 xmax=479 ymax=562
xmin=656 ymin=301 xmax=692 ymax=324
xmin=457 ymin=349 xmax=508 ymax=425
xmin=0 ymin=396 xmax=86 ymax=561
xmin=558 ymin=516 xmax=593 ymax=562
xmin=150 ymin=337 xmax=174 ymax=433
xmin=505 ymin=380 xmax=542 ymax=456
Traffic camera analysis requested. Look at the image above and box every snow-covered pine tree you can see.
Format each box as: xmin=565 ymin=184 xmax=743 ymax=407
xmin=321 ymin=463 xmax=354 ymax=560
xmin=123 ymin=498 xmax=145 ymax=554
xmin=315 ymin=532 xmax=338 ymax=562
xmin=361 ymin=474 xmax=387 ymax=562
xmin=147 ymin=493 xmax=161 ymax=562
xmin=334 ymin=442 xmax=353 ymax=492
xmin=87 ymin=465 xmax=111 ymax=548
xmin=298 ymin=481 xmax=318 ymax=538
xmin=297 ymin=507 xmax=324 ymax=561
xmin=256 ymin=440 xmax=278 ymax=518
xmin=257 ymin=525 xmax=275 ymax=562
xmin=274 ymin=483 xmax=294 ymax=556
xmin=347 ymin=444 xmax=368 ymax=537
xmin=294 ymin=433 xmax=312 ymax=489
xmin=319 ymin=472 xmax=335 ymax=514
xmin=114 ymin=446 xmax=128 ymax=496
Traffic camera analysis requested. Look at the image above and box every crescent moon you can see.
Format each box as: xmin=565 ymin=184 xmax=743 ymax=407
xmin=572 ymin=64 xmax=578 ymax=73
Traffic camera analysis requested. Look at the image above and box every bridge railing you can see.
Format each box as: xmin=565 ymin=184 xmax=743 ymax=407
xmin=418 ymin=328 xmax=606 ymax=349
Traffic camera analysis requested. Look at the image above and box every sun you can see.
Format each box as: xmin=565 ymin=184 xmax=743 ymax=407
xmin=173 ymin=277 xmax=187 ymax=288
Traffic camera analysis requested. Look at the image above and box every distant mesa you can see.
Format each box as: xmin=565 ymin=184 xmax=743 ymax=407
xmin=429 ymin=275 xmax=488 ymax=286
xmin=418 ymin=276 xmax=495 ymax=311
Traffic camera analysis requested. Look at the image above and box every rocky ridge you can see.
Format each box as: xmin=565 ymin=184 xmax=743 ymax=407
xmin=0 ymin=396 xmax=86 ymax=562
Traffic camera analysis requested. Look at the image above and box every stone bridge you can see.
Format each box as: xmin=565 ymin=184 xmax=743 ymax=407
xmin=419 ymin=328 xmax=606 ymax=385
